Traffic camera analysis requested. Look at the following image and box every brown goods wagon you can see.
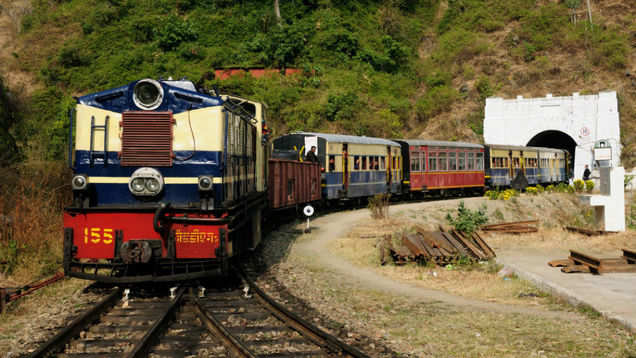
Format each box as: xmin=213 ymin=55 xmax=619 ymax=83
xmin=268 ymin=158 xmax=321 ymax=209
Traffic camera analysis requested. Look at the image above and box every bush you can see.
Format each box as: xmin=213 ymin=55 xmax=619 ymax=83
xmin=445 ymin=201 xmax=488 ymax=234
xmin=368 ymin=193 xmax=391 ymax=219
xmin=545 ymin=184 xmax=555 ymax=192
xmin=573 ymin=179 xmax=585 ymax=193
xmin=155 ymin=15 xmax=197 ymax=51
xmin=584 ymin=180 xmax=594 ymax=193
xmin=536 ymin=184 xmax=544 ymax=193
xmin=484 ymin=190 xmax=499 ymax=200
xmin=526 ymin=186 xmax=538 ymax=195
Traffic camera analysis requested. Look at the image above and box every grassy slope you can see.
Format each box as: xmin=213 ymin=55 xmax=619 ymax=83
xmin=4 ymin=0 xmax=635 ymax=164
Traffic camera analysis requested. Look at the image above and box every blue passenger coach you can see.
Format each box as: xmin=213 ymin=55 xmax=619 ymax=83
xmin=272 ymin=132 xmax=402 ymax=200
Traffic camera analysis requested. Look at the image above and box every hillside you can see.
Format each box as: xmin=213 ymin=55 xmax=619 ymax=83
xmin=0 ymin=0 xmax=635 ymax=166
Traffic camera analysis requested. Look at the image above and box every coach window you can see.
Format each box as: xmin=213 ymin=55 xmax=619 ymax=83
xmin=362 ymin=156 xmax=367 ymax=170
xmin=448 ymin=152 xmax=456 ymax=171
xmin=438 ymin=152 xmax=447 ymax=171
xmin=467 ymin=152 xmax=474 ymax=170
xmin=380 ymin=156 xmax=386 ymax=170
xmin=429 ymin=152 xmax=437 ymax=171
xmin=458 ymin=152 xmax=466 ymax=171
xmin=354 ymin=156 xmax=360 ymax=170
xmin=329 ymin=155 xmax=336 ymax=172
xmin=410 ymin=152 xmax=419 ymax=172
xmin=476 ymin=152 xmax=483 ymax=170
xmin=513 ymin=157 xmax=520 ymax=168
xmin=374 ymin=156 xmax=379 ymax=170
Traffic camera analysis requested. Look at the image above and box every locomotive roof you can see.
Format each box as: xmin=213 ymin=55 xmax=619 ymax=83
xmin=396 ymin=139 xmax=484 ymax=149
xmin=486 ymin=144 xmax=566 ymax=153
xmin=293 ymin=132 xmax=400 ymax=146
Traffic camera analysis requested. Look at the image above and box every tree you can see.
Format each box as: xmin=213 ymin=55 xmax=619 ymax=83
xmin=274 ymin=0 xmax=281 ymax=27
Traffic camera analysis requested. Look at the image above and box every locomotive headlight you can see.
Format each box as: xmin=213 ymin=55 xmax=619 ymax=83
xmin=129 ymin=167 xmax=164 ymax=196
xmin=145 ymin=178 xmax=161 ymax=193
xmin=198 ymin=176 xmax=213 ymax=191
xmin=132 ymin=79 xmax=163 ymax=110
xmin=131 ymin=178 xmax=146 ymax=193
xmin=71 ymin=175 xmax=88 ymax=191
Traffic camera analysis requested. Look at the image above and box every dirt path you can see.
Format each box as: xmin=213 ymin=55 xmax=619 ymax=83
xmin=293 ymin=197 xmax=581 ymax=320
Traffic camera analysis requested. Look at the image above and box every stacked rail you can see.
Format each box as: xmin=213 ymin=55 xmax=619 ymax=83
xmin=382 ymin=226 xmax=496 ymax=265
xmin=481 ymin=220 xmax=538 ymax=234
xmin=549 ymin=249 xmax=636 ymax=274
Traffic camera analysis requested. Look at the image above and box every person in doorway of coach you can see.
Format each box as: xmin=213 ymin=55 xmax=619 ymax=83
xmin=305 ymin=146 xmax=319 ymax=163
xmin=583 ymin=164 xmax=591 ymax=181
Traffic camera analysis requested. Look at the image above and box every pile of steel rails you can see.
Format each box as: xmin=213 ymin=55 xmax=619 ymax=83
xmin=481 ymin=220 xmax=538 ymax=234
xmin=549 ymin=249 xmax=636 ymax=274
xmin=380 ymin=226 xmax=496 ymax=265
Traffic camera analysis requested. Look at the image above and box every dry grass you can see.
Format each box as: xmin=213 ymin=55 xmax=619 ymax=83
xmin=0 ymin=161 xmax=71 ymax=284
xmin=277 ymin=251 xmax=636 ymax=357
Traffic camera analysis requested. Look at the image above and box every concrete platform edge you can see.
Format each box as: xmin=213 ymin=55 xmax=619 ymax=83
xmin=498 ymin=260 xmax=636 ymax=333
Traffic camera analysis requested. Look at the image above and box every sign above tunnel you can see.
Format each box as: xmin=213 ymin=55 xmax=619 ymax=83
xmin=484 ymin=91 xmax=621 ymax=179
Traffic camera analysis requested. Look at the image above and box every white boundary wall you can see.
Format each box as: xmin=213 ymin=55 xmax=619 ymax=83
xmin=484 ymin=91 xmax=620 ymax=179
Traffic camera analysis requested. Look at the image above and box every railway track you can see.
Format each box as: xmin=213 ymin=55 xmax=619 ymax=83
xmin=30 ymin=270 xmax=369 ymax=358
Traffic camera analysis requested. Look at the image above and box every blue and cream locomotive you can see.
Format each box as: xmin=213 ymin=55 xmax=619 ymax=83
xmin=63 ymin=78 xmax=268 ymax=283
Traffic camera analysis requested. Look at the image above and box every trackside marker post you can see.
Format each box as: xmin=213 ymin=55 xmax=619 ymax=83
xmin=303 ymin=205 xmax=315 ymax=233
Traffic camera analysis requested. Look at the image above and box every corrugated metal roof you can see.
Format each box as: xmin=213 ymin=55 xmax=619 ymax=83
xmin=397 ymin=139 xmax=484 ymax=149
xmin=294 ymin=132 xmax=400 ymax=146
xmin=486 ymin=144 xmax=566 ymax=153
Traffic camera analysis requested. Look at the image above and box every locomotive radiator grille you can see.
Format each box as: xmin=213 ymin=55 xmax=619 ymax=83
xmin=121 ymin=111 xmax=174 ymax=167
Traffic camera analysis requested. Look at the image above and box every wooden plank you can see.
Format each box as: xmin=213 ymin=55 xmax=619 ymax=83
xmin=548 ymin=259 xmax=572 ymax=267
xmin=598 ymin=264 xmax=636 ymax=274
xmin=561 ymin=265 xmax=591 ymax=274
xmin=569 ymin=250 xmax=602 ymax=270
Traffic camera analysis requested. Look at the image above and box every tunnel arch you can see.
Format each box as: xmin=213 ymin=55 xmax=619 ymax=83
xmin=527 ymin=130 xmax=577 ymax=173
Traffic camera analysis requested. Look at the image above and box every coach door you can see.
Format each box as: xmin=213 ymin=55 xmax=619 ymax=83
xmin=343 ymin=143 xmax=349 ymax=191
xmin=386 ymin=146 xmax=392 ymax=185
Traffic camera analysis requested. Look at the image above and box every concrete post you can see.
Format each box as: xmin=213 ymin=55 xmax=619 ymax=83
xmin=580 ymin=167 xmax=625 ymax=232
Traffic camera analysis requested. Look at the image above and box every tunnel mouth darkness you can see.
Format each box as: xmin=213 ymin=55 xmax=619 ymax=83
xmin=527 ymin=130 xmax=577 ymax=172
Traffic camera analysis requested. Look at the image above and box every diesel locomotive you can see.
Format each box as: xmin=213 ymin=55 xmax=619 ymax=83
xmin=63 ymin=78 xmax=268 ymax=283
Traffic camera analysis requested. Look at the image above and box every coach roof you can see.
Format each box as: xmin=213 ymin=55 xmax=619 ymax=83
xmin=294 ymin=132 xmax=400 ymax=146
xmin=397 ymin=139 xmax=484 ymax=149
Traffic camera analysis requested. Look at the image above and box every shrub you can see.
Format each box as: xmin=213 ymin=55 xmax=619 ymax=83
xmin=485 ymin=190 xmax=499 ymax=200
xmin=536 ymin=184 xmax=544 ymax=193
xmin=445 ymin=201 xmax=488 ymax=234
xmin=573 ymin=179 xmax=585 ymax=193
xmin=155 ymin=15 xmax=197 ymax=51
xmin=545 ymin=184 xmax=555 ymax=192
xmin=556 ymin=182 xmax=569 ymax=193
xmin=368 ymin=193 xmax=391 ymax=219
xmin=584 ymin=180 xmax=594 ymax=193
xmin=526 ymin=186 xmax=538 ymax=195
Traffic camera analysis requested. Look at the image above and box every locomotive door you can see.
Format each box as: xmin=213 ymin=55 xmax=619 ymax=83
xmin=342 ymin=143 xmax=349 ymax=191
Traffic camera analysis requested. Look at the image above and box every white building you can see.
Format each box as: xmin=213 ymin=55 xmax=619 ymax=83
xmin=484 ymin=91 xmax=621 ymax=179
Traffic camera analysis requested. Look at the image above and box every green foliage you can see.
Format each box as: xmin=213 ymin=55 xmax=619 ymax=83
xmin=526 ymin=186 xmax=538 ymax=195
xmin=325 ymin=92 xmax=359 ymax=122
xmin=155 ymin=15 xmax=197 ymax=51
xmin=416 ymin=85 xmax=457 ymax=120
xmin=536 ymin=184 xmax=544 ymax=194
xmin=625 ymin=175 xmax=635 ymax=189
xmin=545 ymin=184 xmax=555 ymax=192
xmin=445 ymin=201 xmax=488 ymax=234
xmin=584 ymin=180 xmax=594 ymax=193
xmin=573 ymin=179 xmax=585 ymax=193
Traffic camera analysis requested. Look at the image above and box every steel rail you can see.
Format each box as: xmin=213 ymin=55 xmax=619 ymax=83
xmin=237 ymin=266 xmax=370 ymax=358
xmin=126 ymin=286 xmax=186 ymax=358
xmin=29 ymin=288 xmax=122 ymax=358
xmin=193 ymin=299 xmax=258 ymax=358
